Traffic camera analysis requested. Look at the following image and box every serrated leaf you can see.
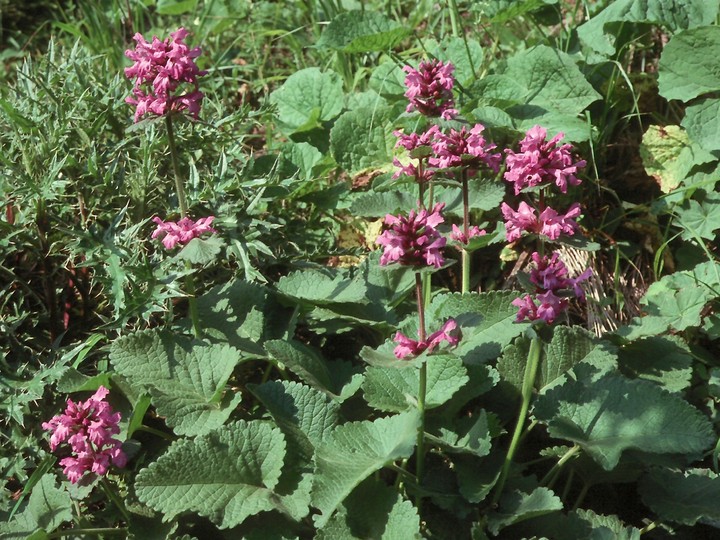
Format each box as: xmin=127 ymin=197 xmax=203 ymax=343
xmin=194 ymin=280 xmax=280 ymax=354
xmin=659 ymin=25 xmax=720 ymax=101
xmin=681 ymin=98 xmax=720 ymax=152
xmin=487 ymin=487 xmax=563 ymax=535
xmin=136 ymin=420 xmax=287 ymax=528
xmin=277 ymin=268 xmax=368 ymax=305
xmin=270 ymin=68 xmax=344 ymax=133
xmin=426 ymin=37 xmax=483 ymax=86
xmin=156 ymin=0 xmax=198 ymax=15
xmin=619 ymin=335 xmax=693 ymax=393
xmin=27 ymin=474 xmax=71 ymax=531
xmin=474 ymin=45 xmax=600 ymax=116
xmin=534 ymin=374 xmax=715 ymax=470
xmin=350 ymin=191 xmax=416 ymax=217
xmin=430 ymin=411 xmax=491 ymax=457
xmin=676 ymin=190 xmax=720 ymax=240
xmin=331 ymin=107 xmax=395 ymax=174
xmin=282 ymin=141 xmax=324 ymax=181
xmin=429 ymin=291 xmax=526 ymax=363
xmin=317 ymin=11 xmax=410 ymax=53
xmin=264 ymin=339 xmax=333 ymax=392
xmin=312 ymin=411 xmax=420 ymax=527
xmin=542 ymin=326 xmax=603 ymax=390
xmin=362 ymin=355 xmax=469 ymax=412
xmin=316 ymin=477 xmax=421 ymax=539
xmin=574 ymin=509 xmax=641 ymax=540
xmin=639 ymin=468 xmax=720 ymax=526
xmin=109 ymin=330 xmax=243 ymax=436
xmin=580 ymin=0 xmax=718 ymax=58
xmin=249 ymin=380 xmax=339 ymax=450
xmin=368 ymin=60 xmax=406 ymax=97
xmin=175 ymin=236 xmax=224 ymax=265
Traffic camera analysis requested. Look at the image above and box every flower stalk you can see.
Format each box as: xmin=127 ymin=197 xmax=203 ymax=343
xmin=492 ymin=334 xmax=543 ymax=505
xmin=415 ymin=272 xmax=428 ymax=497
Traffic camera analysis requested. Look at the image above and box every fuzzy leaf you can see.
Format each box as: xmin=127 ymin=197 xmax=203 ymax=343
xmin=639 ymin=125 xmax=691 ymax=192
xmin=317 ymin=11 xmax=410 ymax=53
xmin=659 ymin=25 xmax=720 ymax=101
xmin=331 ymin=107 xmax=395 ymax=174
xmin=429 ymin=291 xmax=527 ymax=363
xmin=639 ymin=469 xmax=720 ymax=526
xmin=312 ymin=411 xmax=420 ymax=527
xmin=676 ymin=190 xmax=720 ymax=240
xmin=350 ymin=191 xmax=416 ymax=218
xmin=135 ymin=421 xmax=287 ymax=528
xmin=619 ymin=335 xmax=693 ymax=393
xmin=682 ymin=98 xmax=720 ymax=152
xmin=426 ymin=37 xmax=483 ymax=86
xmin=277 ymin=268 xmax=368 ymax=305
xmin=264 ymin=339 xmax=334 ymax=394
xmin=488 ymin=487 xmax=563 ymax=535
xmin=270 ymin=68 xmax=344 ymax=133
xmin=534 ymin=374 xmax=715 ymax=470
xmin=316 ymin=477 xmax=421 ymax=539
xmin=362 ymin=354 xmax=469 ymax=412
xmin=109 ymin=330 xmax=243 ymax=436
xmin=580 ymin=0 xmax=718 ymax=58
xmin=175 ymin=236 xmax=224 ymax=265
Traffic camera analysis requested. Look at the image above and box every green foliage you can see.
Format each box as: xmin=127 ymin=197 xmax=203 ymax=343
xmin=317 ymin=11 xmax=411 ymax=53
xmin=639 ymin=469 xmax=720 ymax=526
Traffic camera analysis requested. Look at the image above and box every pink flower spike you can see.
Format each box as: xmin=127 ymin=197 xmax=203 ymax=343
xmin=501 ymin=201 xmax=539 ymax=242
xmin=43 ymin=386 xmax=126 ymax=484
xmin=124 ymin=27 xmax=207 ymax=122
xmin=538 ymin=203 xmax=581 ymax=240
xmin=403 ymin=60 xmax=457 ymax=119
xmin=504 ymin=125 xmax=585 ymax=194
xmin=430 ymin=124 xmax=501 ymax=174
xmin=152 ymin=215 xmax=216 ymax=250
xmin=450 ymin=224 xmax=487 ymax=245
xmin=393 ymin=319 xmax=460 ymax=359
xmin=376 ymin=203 xmax=446 ymax=268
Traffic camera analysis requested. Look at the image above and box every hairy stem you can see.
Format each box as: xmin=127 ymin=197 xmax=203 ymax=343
xmin=415 ymin=272 xmax=428 ymax=506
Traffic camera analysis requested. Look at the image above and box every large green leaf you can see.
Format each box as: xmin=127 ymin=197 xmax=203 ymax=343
xmin=426 ymin=37 xmax=483 ymax=86
xmin=487 ymin=487 xmax=563 ymax=535
xmin=579 ymin=0 xmax=719 ymax=57
xmin=277 ymin=268 xmax=368 ymax=305
xmin=316 ymin=477 xmax=420 ymax=539
xmin=639 ymin=469 xmax=720 ymax=526
xmin=362 ymin=354 xmax=469 ymax=412
xmin=330 ymin=107 xmax=395 ymax=174
xmin=681 ymin=98 xmax=720 ymax=152
xmin=534 ymin=374 xmax=715 ymax=470
xmin=619 ymin=335 xmax=693 ymax=393
xmin=429 ymin=291 xmax=527 ymax=363
xmin=0 ymin=474 xmax=72 ymax=538
xmin=350 ymin=191 xmax=416 ymax=218
xmin=270 ymin=68 xmax=344 ymax=133
xmin=317 ymin=11 xmax=410 ymax=53
xmin=312 ymin=411 xmax=420 ymax=527
xmin=474 ymin=45 xmax=600 ymax=116
xmin=109 ymin=330 xmax=243 ymax=436
xmin=136 ymin=421 xmax=293 ymax=528
xmin=676 ymin=191 xmax=720 ymax=240
xmin=659 ymin=25 xmax=720 ymax=101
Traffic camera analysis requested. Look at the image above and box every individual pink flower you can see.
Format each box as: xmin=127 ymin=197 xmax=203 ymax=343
xmin=500 ymin=202 xmax=581 ymax=242
xmin=504 ymin=125 xmax=586 ymax=194
xmin=151 ymin=215 xmax=216 ymax=249
xmin=376 ymin=203 xmax=447 ymax=268
xmin=124 ymin=27 xmax=207 ymax=122
xmin=394 ymin=319 xmax=460 ymax=359
xmin=403 ymin=60 xmax=458 ymax=120
xmin=450 ymin=224 xmax=486 ymax=245
xmin=42 ymin=386 xmax=126 ymax=484
xmin=394 ymin=125 xmax=440 ymax=151
xmin=392 ymin=158 xmax=435 ymax=183
xmin=430 ymin=124 xmax=502 ymax=174
xmin=513 ymin=252 xmax=591 ymax=324
xmin=392 ymin=125 xmax=439 ymax=182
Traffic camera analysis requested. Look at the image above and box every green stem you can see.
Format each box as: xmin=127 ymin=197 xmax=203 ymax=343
xmin=165 ymin=114 xmax=188 ymax=218
xmin=100 ymin=477 xmax=131 ymax=524
xmin=491 ymin=334 xmax=543 ymax=505
xmin=461 ymin=171 xmax=471 ymax=294
xmin=415 ymin=272 xmax=428 ymax=501
xmin=539 ymin=444 xmax=581 ymax=488
xmin=48 ymin=528 xmax=127 ymax=538
xmin=447 ymin=0 xmax=461 ymax=37
xmin=165 ymin=114 xmax=201 ymax=338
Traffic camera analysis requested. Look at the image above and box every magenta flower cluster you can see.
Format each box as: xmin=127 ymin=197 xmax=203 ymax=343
xmin=512 ymin=252 xmax=591 ymax=324
xmin=125 ymin=27 xmax=207 ymax=122
xmin=394 ymin=319 xmax=460 ymax=359
xmin=376 ymin=203 xmax=447 ymax=268
xmin=504 ymin=125 xmax=586 ymax=195
xmin=430 ymin=125 xmax=502 ymax=174
xmin=42 ymin=386 xmax=127 ymax=484
xmin=501 ymin=125 xmax=586 ymax=243
xmin=152 ymin=215 xmax=216 ymax=249
xmin=402 ymin=60 xmax=457 ymax=120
